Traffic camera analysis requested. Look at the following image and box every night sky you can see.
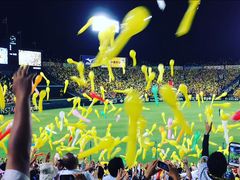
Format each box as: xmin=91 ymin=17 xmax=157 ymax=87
xmin=0 ymin=0 xmax=240 ymax=65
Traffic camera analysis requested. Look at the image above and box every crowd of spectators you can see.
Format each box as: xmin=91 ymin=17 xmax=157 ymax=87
xmin=0 ymin=73 xmax=15 ymax=115
xmin=43 ymin=62 xmax=240 ymax=99
xmin=1 ymin=76 xmax=240 ymax=179
xmin=0 ymin=66 xmax=240 ymax=180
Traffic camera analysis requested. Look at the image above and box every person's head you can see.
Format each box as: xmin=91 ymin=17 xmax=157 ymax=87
xmin=97 ymin=166 xmax=104 ymax=179
xmin=207 ymin=152 xmax=227 ymax=178
xmin=39 ymin=163 xmax=58 ymax=180
xmin=108 ymin=157 xmax=124 ymax=177
xmin=62 ymin=153 xmax=78 ymax=170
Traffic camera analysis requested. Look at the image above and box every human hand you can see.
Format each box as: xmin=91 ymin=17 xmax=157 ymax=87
xmin=144 ymin=160 xmax=160 ymax=180
xmin=116 ymin=168 xmax=127 ymax=180
xmin=166 ymin=161 xmax=180 ymax=180
xmin=13 ymin=66 xmax=35 ymax=99
xmin=205 ymin=121 xmax=212 ymax=135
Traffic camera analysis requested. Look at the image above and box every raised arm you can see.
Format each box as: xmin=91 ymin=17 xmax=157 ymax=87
xmin=6 ymin=66 xmax=34 ymax=176
xmin=201 ymin=121 xmax=212 ymax=157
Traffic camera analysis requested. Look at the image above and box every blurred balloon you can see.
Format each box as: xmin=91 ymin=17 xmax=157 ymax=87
xmin=124 ymin=89 xmax=143 ymax=167
xmin=32 ymin=75 xmax=42 ymax=94
xmin=77 ymin=17 xmax=94 ymax=35
xmin=160 ymin=85 xmax=192 ymax=135
xmin=175 ymin=0 xmax=201 ymax=37
xmin=91 ymin=6 xmax=151 ymax=68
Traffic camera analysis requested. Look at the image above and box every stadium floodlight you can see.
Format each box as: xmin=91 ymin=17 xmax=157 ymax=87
xmin=92 ymin=15 xmax=119 ymax=33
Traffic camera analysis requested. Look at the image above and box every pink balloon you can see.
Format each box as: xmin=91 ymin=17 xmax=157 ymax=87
xmin=72 ymin=109 xmax=91 ymax=123
xmin=167 ymin=118 xmax=173 ymax=139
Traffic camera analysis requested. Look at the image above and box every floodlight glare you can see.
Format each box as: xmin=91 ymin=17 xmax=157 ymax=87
xmin=92 ymin=15 xmax=119 ymax=33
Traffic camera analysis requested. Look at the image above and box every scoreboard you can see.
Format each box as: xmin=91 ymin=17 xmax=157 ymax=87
xmin=0 ymin=35 xmax=41 ymax=72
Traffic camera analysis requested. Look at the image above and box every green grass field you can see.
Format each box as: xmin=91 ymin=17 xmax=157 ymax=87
xmin=1 ymin=101 xmax=239 ymax=164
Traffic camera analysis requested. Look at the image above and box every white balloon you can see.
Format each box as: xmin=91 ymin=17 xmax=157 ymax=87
xmin=116 ymin=114 xmax=121 ymax=122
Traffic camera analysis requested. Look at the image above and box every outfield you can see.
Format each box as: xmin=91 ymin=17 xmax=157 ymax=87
xmin=1 ymin=101 xmax=239 ymax=163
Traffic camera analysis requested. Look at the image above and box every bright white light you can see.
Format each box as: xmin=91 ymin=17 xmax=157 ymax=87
xmin=92 ymin=15 xmax=119 ymax=33
xmin=157 ymin=0 xmax=166 ymax=11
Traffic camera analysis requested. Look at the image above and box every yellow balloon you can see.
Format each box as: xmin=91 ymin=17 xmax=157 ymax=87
xmin=100 ymin=86 xmax=106 ymax=100
xmin=199 ymin=91 xmax=204 ymax=103
xmin=64 ymin=80 xmax=69 ymax=94
xmin=145 ymin=72 xmax=155 ymax=91
xmin=129 ymin=50 xmax=137 ymax=66
xmin=141 ymin=65 xmax=148 ymax=81
xmin=198 ymin=113 xmax=202 ymax=122
xmin=92 ymin=6 xmax=151 ymax=68
xmin=178 ymin=84 xmax=190 ymax=107
xmin=113 ymin=88 xmax=132 ymax=94
xmin=82 ymin=93 xmax=92 ymax=101
xmin=0 ymin=84 xmax=5 ymax=110
xmin=46 ymin=87 xmax=50 ymax=101
xmin=211 ymin=94 xmax=216 ymax=104
xmin=124 ymin=89 xmax=143 ymax=167
xmin=40 ymin=72 xmax=50 ymax=86
xmin=212 ymin=103 xmax=231 ymax=108
xmin=77 ymin=62 xmax=85 ymax=80
xmin=160 ymin=84 xmax=177 ymax=108
xmin=161 ymin=112 xmax=166 ymax=124
xmin=152 ymin=147 xmax=157 ymax=158
xmin=157 ymin=64 xmax=164 ymax=84
xmin=88 ymin=71 xmax=95 ymax=92
xmin=169 ymin=59 xmax=175 ymax=77
xmin=0 ymin=115 xmax=4 ymax=122
xmin=94 ymin=109 xmax=100 ymax=119
xmin=67 ymin=58 xmax=78 ymax=65
xmin=196 ymin=94 xmax=201 ymax=107
xmin=39 ymin=90 xmax=47 ymax=112
xmin=32 ymin=113 xmax=41 ymax=122
xmin=32 ymin=92 xmax=39 ymax=110
xmin=110 ymin=147 xmax=121 ymax=159
xmin=77 ymin=17 xmax=94 ymax=35
xmin=215 ymin=92 xmax=228 ymax=100
xmin=160 ymin=85 xmax=192 ymax=135
xmin=175 ymin=0 xmax=201 ymax=37
xmin=220 ymin=109 xmax=230 ymax=121
xmin=78 ymin=137 xmax=114 ymax=159
xmin=53 ymin=134 xmax=70 ymax=145
xmin=3 ymin=84 xmax=7 ymax=96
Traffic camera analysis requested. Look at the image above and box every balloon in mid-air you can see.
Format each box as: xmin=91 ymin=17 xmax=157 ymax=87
xmin=129 ymin=49 xmax=137 ymax=67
